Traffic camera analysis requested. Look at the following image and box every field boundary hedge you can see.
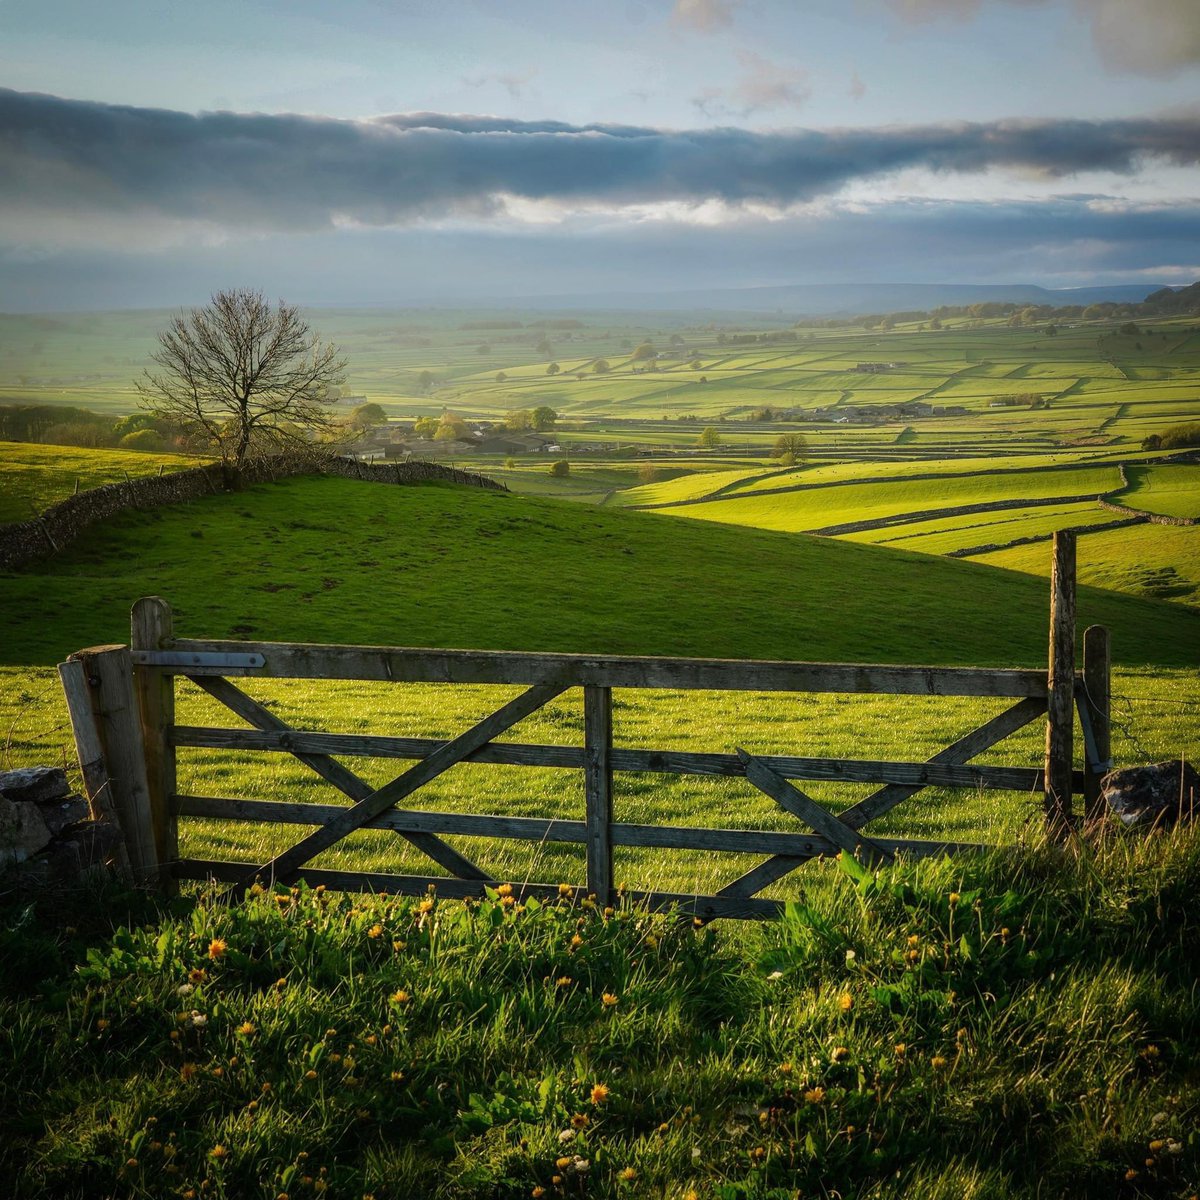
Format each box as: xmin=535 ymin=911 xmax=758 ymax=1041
xmin=0 ymin=456 xmax=505 ymax=570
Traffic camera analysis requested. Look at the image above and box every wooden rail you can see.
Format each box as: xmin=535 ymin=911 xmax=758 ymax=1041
xmin=60 ymin=534 xmax=1111 ymax=920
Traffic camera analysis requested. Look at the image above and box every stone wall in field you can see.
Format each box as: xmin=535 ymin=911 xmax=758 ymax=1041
xmin=0 ymin=457 xmax=505 ymax=571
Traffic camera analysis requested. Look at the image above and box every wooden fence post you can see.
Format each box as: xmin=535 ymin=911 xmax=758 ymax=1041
xmin=1044 ymin=531 xmax=1076 ymax=836
xmin=57 ymin=658 xmax=132 ymax=874
xmin=66 ymin=644 xmax=159 ymax=882
xmin=584 ymin=685 xmax=614 ymax=906
xmin=1081 ymin=624 xmax=1112 ymax=824
xmin=132 ymin=597 xmax=178 ymax=891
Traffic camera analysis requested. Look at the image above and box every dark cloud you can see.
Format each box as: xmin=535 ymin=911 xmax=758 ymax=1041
xmin=2 ymin=89 xmax=1199 ymax=236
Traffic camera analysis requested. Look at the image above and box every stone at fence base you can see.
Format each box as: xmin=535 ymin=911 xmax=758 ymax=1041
xmin=1102 ymin=760 xmax=1199 ymax=829
xmin=37 ymin=795 xmax=91 ymax=836
xmin=0 ymin=794 xmax=52 ymax=867
xmin=0 ymin=766 xmax=71 ymax=805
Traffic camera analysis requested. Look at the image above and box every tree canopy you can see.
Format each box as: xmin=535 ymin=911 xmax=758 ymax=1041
xmin=137 ymin=288 xmax=345 ymax=472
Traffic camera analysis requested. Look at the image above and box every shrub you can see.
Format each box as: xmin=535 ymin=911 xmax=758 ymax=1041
xmin=549 ymin=459 xmax=570 ymax=477
xmin=118 ymin=429 xmax=164 ymax=452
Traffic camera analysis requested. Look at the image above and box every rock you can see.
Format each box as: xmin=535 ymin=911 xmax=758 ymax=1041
xmin=0 ymin=795 xmax=52 ymax=868
xmin=1102 ymin=760 xmax=1200 ymax=829
xmin=0 ymin=766 xmax=71 ymax=805
xmin=35 ymin=794 xmax=91 ymax=836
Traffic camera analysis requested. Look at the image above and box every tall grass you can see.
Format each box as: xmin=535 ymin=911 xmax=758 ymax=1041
xmin=3 ymin=828 xmax=1197 ymax=1198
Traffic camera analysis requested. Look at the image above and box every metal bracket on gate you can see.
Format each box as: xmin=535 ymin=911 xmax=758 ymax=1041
xmin=131 ymin=650 xmax=266 ymax=671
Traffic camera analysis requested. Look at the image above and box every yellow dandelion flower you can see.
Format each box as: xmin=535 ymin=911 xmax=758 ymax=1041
xmin=500 ymin=895 xmax=516 ymax=908
xmin=832 ymin=1046 xmax=850 ymax=1062
xmin=532 ymin=1188 xmax=546 ymax=1199
xmin=602 ymin=992 xmax=619 ymax=1007
xmin=367 ymin=924 xmax=383 ymax=939
xmin=390 ymin=989 xmax=411 ymax=1005
xmin=207 ymin=939 xmax=227 ymax=960
xmin=211 ymin=1066 xmax=224 ymax=1078
xmin=930 ymin=1055 xmax=948 ymax=1070
xmin=804 ymin=1087 xmax=826 ymax=1104
xmin=619 ymin=1167 xmax=637 ymax=1182
xmin=570 ymin=934 xmax=583 ymax=948
xmin=556 ymin=976 xmax=573 ymax=988
xmin=571 ymin=1113 xmax=589 ymax=1129
xmin=417 ymin=898 xmax=434 ymax=914
xmin=894 ymin=1043 xmax=906 ymax=1059
xmin=237 ymin=1022 xmax=256 ymax=1036
xmin=305 ymin=1069 xmax=318 ymax=1080
xmin=839 ymin=993 xmax=853 ymax=1012
xmin=590 ymin=1083 xmax=609 ymax=1105
xmin=556 ymin=1156 xmax=572 ymax=1169
xmin=497 ymin=883 xmax=514 ymax=897
xmin=275 ymin=977 xmax=287 ymax=990
xmin=948 ymin=892 xmax=960 ymax=904
xmin=558 ymin=882 xmax=573 ymax=898
xmin=644 ymin=934 xmax=659 ymax=950
xmin=209 ymin=1144 xmax=228 ymax=1160
xmin=551 ymin=1176 xmax=562 ymax=1186
xmin=188 ymin=967 xmax=208 ymax=983
xmin=778 ymin=1062 xmax=793 ymax=1075
xmin=96 ymin=1018 xmax=110 ymax=1031
xmin=391 ymin=1070 xmax=404 ymax=1082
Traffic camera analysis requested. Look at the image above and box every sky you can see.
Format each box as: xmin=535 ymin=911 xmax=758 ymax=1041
xmin=1 ymin=0 xmax=1199 ymax=310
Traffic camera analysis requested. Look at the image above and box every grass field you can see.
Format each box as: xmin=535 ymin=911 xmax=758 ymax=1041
xmin=0 ymin=441 xmax=204 ymax=524
xmin=2 ymin=474 xmax=1197 ymax=890
xmin=2 ymin=465 xmax=1199 ymax=1198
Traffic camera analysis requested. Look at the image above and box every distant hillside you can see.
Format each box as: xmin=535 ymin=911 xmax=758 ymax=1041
xmin=509 ymin=281 xmax=1172 ymax=316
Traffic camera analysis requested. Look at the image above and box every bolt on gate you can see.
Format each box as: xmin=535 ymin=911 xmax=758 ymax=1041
xmin=58 ymin=531 xmax=1112 ymax=921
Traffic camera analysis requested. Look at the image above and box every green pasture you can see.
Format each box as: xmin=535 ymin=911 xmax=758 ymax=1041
xmin=981 ymin=521 xmax=1200 ymax=607
xmin=0 ymin=440 xmax=204 ymax=524
xmin=662 ymin=466 xmax=1123 ymax=535
xmin=2 ymin=474 xmax=1197 ymax=896
xmin=1116 ymin=464 xmax=1200 ymax=519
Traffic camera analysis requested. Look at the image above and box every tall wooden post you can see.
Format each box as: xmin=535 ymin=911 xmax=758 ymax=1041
xmin=132 ymin=597 xmax=178 ymax=891
xmin=57 ymin=658 xmax=132 ymax=874
xmin=65 ymin=645 xmax=158 ymax=881
xmin=583 ymin=685 xmax=614 ymax=906
xmin=1081 ymin=624 xmax=1112 ymax=824
xmin=1044 ymin=531 xmax=1076 ymax=836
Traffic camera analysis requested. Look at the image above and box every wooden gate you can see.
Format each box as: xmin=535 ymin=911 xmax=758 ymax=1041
xmin=58 ymin=532 xmax=1111 ymax=920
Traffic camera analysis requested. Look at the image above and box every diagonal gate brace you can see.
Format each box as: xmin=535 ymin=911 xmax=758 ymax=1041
xmin=192 ymin=676 xmax=489 ymax=883
xmin=736 ymin=748 xmax=894 ymax=869
xmin=205 ymin=678 xmax=568 ymax=901
xmin=720 ymin=697 xmax=1044 ymax=898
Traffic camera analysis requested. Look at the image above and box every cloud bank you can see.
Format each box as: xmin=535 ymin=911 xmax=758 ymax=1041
xmin=3 ymin=89 xmax=1199 ymax=240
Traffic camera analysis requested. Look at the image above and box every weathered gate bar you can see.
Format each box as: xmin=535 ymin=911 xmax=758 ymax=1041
xmin=170 ymin=725 xmax=1070 ymax=791
xmin=135 ymin=641 xmax=1049 ymax=697
xmin=174 ymin=794 xmax=988 ymax=858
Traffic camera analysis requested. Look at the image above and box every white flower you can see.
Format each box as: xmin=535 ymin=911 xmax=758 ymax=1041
xmin=767 ymin=970 xmax=783 ymax=981
xmin=1151 ymin=1111 xmax=1168 ymax=1125
xmin=191 ymin=1012 xmax=208 ymax=1028
xmin=692 ymin=1147 xmax=702 ymax=1161
xmin=558 ymin=1129 xmax=575 ymax=1143
xmin=176 ymin=983 xmax=194 ymax=996
xmin=845 ymin=949 xmax=856 ymax=964
xmin=572 ymin=1158 xmax=589 ymax=1174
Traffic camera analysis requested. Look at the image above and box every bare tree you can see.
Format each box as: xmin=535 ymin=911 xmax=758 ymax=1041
xmin=137 ymin=289 xmax=347 ymax=475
